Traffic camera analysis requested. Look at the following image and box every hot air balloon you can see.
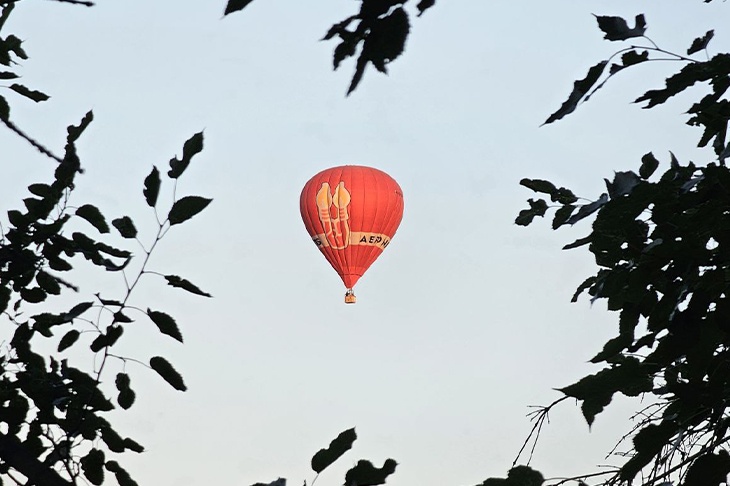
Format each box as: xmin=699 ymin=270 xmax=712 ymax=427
xmin=300 ymin=165 xmax=404 ymax=303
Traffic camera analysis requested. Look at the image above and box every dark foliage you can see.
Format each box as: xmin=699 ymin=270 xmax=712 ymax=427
xmin=223 ymin=0 xmax=436 ymax=95
xmin=514 ymin=7 xmax=730 ymax=484
xmin=0 ymin=2 xmax=211 ymax=484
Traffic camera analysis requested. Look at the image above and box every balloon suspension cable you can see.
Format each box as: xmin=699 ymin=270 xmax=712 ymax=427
xmin=345 ymin=288 xmax=357 ymax=304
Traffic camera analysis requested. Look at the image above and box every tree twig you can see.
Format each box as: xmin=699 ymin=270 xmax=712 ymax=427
xmin=2 ymin=118 xmax=63 ymax=163
xmin=45 ymin=0 xmax=95 ymax=6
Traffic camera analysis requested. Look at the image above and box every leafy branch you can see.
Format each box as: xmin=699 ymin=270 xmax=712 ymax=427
xmin=221 ymin=0 xmax=437 ymax=95
xmin=543 ymin=14 xmax=729 ymax=161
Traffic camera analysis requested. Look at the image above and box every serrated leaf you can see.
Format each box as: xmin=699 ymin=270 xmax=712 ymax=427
xmin=361 ymin=7 xmax=410 ymax=74
xmin=639 ymin=152 xmax=660 ymax=179
xmin=687 ymin=30 xmax=714 ymax=55
xmin=147 ymin=309 xmax=183 ymax=343
xmin=143 ymin=167 xmax=160 ymax=207
xmin=250 ymin=479 xmax=286 ymax=486
xmin=168 ymin=196 xmax=212 ymax=226
xmin=333 ymin=38 xmax=357 ymax=70
xmin=224 ymin=0 xmax=254 ymax=15
xmin=65 ymin=301 xmax=93 ymax=320
xmin=7 ymin=209 xmax=24 ymax=227
xmin=347 ymin=53 xmax=368 ymax=96
xmin=20 ymin=287 xmax=46 ymax=303
xmin=150 ymin=356 xmax=187 ymax=391
xmin=552 ymin=204 xmax=575 ymax=229
xmin=123 ymin=438 xmax=144 ymax=453
xmin=0 ymin=71 xmax=18 ymax=79
xmin=101 ymin=426 xmax=126 ymax=453
xmin=564 ymin=235 xmax=592 ymax=252
xmin=67 ymin=111 xmax=94 ymax=143
xmin=112 ymin=216 xmax=137 ymax=239
xmin=164 ymin=275 xmax=212 ymax=297
xmin=416 ymin=0 xmax=435 ymax=16
xmin=36 ymin=271 xmax=61 ymax=295
xmin=76 ymin=204 xmax=110 ymax=233
xmin=106 ymin=461 xmax=140 ymax=486
xmin=506 ymin=466 xmax=544 ymax=486
xmin=27 ymin=183 xmax=52 ymax=198
xmin=519 ymin=178 xmax=557 ymax=195
xmin=58 ymin=329 xmax=80 ymax=352
xmin=322 ymin=15 xmax=357 ymax=41
xmin=168 ymin=131 xmax=204 ymax=179
xmin=515 ymin=198 xmax=548 ymax=226
xmin=311 ymin=428 xmax=357 ymax=473
xmin=543 ymin=60 xmax=607 ymax=124
xmin=90 ymin=325 xmax=123 ymax=352
xmin=344 ymin=459 xmax=398 ymax=486
xmin=95 ymin=293 xmax=123 ymax=307
xmin=5 ymin=35 xmax=27 ymax=60
xmin=81 ymin=449 xmax=105 ymax=485
xmin=117 ymin=388 xmax=136 ymax=409
xmin=9 ymin=83 xmax=49 ymax=102
xmin=604 ymin=171 xmax=641 ymax=198
xmin=115 ymin=372 xmax=131 ymax=391
xmin=594 ymin=14 xmax=646 ymax=41
xmin=610 ymin=50 xmax=649 ymax=74
xmin=112 ymin=311 xmax=133 ymax=323
xmin=566 ymin=194 xmax=609 ymax=225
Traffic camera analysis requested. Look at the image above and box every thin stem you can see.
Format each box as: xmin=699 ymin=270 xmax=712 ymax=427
xmin=46 ymin=0 xmax=95 ymax=6
xmin=513 ymin=396 xmax=569 ymax=467
xmin=1 ymin=118 xmax=63 ymax=163
xmin=107 ymin=354 xmax=150 ymax=369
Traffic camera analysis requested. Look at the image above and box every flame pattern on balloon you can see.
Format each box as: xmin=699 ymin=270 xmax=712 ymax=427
xmin=300 ymin=166 xmax=404 ymax=292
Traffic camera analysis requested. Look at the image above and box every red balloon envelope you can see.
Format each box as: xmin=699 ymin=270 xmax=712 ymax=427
xmin=300 ymin=166 xmax=404 ymax=303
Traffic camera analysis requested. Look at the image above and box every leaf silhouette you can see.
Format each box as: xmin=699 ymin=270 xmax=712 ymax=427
xmin=168 ymin=196 xmax=212 ymax=225
xmin=687 ymin=30 xmax=714 ymax=55
xmin=147 ymin=309 xmax=183 ymax=343
xmin=168 ymin=131 xmax=204 ymax=179
xmin=0 ymin=94 xmax=9 ymax=120
xmin=9 ymin=83 xmax=49 ymax=102
xmin=112 ymin=216 xmax=137 ymax=239
xmin=417 ymin=0 xmax=435 ymax=16
xmin=67 ymin=110 xmax=94 ymax=143
xmin=566 ymin=193 xmax=609 ymax=225
xmin=543 ymin=61 xmax=607 ymax=124
xmin=344 ymin=459 xmax=397 ymax=486
xmin=105 ymin=461 xmax=139 ymax=486
xmin=164 ymin=275 xmax=212 ymax=297
xmin=58 ymin=330 xmax=80 ymax=352
xmin=76 ymin=204 xmax=110 ymax=233
xmin=594 ymin=14 xmax=647 ymax=41
xmin=115 ymin=373 xmax=136 ymax=410
xmin=362 ymin=7 xmax=410 ymax=74
xmin=515 ymin=199 xmax=548 ymax=226
xmin=150 ymin=356 xmax=187 ymax=391
xmin=143 ymin=167 xmax=160 ymax=207
xmin=224 ymin=0 xmax=255 ymax=16
xmin=311 ymin=427 xmax=357 ymax=473
xmin=80 ymin=449 xmax=105 ymax=485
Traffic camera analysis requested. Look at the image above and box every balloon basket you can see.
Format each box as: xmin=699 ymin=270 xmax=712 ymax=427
xmin=345 ymin=289 xmax=357 ymax=304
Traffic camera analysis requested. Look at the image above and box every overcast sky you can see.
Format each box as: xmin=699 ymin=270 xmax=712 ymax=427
xmin=1 ymin=1 xmax=726 ymax=485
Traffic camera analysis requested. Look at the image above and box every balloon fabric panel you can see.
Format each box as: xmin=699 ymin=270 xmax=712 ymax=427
xmin=299 ymin=166 xmax=404 ymax=293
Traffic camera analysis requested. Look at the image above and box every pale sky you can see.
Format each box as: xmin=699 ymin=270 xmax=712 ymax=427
xmin=0 ymin=1 xmax=726 ymax=485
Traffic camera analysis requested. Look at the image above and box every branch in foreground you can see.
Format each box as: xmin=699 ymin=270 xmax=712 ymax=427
xmin=47 ymin=0 xmax=95 ymax=6
xmin=0 ymin=433 xmax=73 ymax=486
xmin=2 ymin=118 xmax=63 ymax=162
